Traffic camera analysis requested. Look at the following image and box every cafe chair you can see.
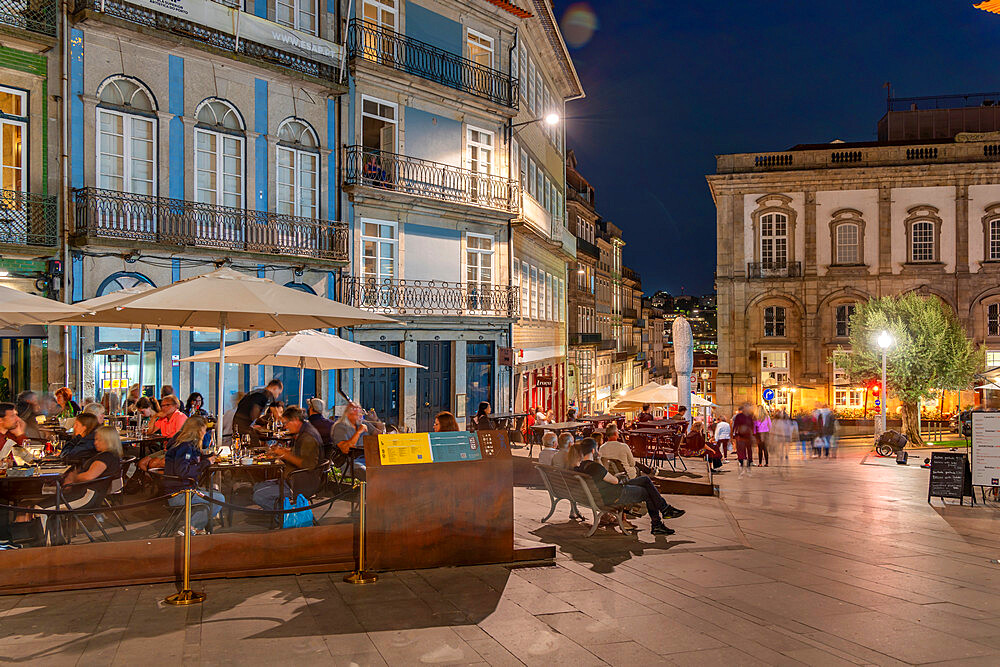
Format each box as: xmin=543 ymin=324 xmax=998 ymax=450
xmin=101 ymin=455 xmax=137 ymax=533
xmin=274 ymin=460 xmax=331 ymax=529
xmin=59 ymin=472 xmax=122 ymax=543
xmin=147 ymin=469 xmax=216 ymax=537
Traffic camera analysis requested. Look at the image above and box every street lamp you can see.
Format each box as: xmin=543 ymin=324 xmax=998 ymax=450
xmin=877 ymin=331 xmax=893 ymax=433
xmin=511 ymin=114 xmax=562 ymax=130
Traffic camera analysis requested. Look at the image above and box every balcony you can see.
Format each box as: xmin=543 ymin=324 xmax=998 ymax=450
xmin=72 ymin=188 xmax=348 ymax=262
xmin=614 ymin=346 xmax=637 ymax=362
xmin=336 ymin=276 xmax=519 ymax=318
xmin=520 ymin=190 xmax=551 ymax=237
xmin=575 ymin=236 xmax=599 ymax=258
xmin=0 ymin=190 xmax=58 ymax=247
xmin=570 ymin=333 xmax=601 ymax=346
xmin=553 ymin=219 xmax=577 ymax=259
xmin=747 ymin=261 xmax=803 ymax=278
xmin=344 ymin=146 xmax=517 ymax=213
xmin=74 ymin=0 xmax=343 ymax=85
xmin=0 ymin=0 xmax=56 ymax=37
xmin=346 ymin=19 xmax=517 ymax=109
xmin=597 ymin=339 xmax=616 ymax=351
xmin=622 ymin=307 xmax=638 ymax=320
xmin=622 ymin=266 xmax=641 ymax=284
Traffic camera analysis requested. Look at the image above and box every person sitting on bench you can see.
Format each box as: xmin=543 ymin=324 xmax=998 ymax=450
xmin=574 ymin=438 xmax=685 ymax=536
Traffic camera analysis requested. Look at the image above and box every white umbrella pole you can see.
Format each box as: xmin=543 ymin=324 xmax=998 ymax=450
xmin=298 ymin=357 xmax=305 ymax=408
xmin=216 ymin=320 xmax=227 ymax=446
xmin=138 ymin=324 xmax=146 ymax=407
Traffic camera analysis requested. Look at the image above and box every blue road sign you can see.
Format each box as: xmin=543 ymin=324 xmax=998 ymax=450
xmin=762 ymin=388 xmax=775 ymax=402
xmin=874 ymin=399 xmax=881 ymax=407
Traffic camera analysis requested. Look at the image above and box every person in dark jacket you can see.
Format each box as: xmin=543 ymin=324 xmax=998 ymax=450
xmin=306 ymin=398 xmax=335 ymax=461
xmin=163 ymin=416 xmax=224 ymax=533
xmin=60 ymin=413 xmax=101 ymax=464
xmin=253 ymin=406 xmax=322 ymax=509
xmin=469 ymin=402 xmax=494 ymax=431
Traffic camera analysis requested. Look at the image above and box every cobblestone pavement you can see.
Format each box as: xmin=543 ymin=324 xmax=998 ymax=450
xmin=2 ymin=449 xmax=999 ymax=666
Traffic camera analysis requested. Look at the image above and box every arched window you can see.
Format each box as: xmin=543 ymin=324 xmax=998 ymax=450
xmin=760 ymin=212 xmax=788 ymax=269
xmin=905 ymin=205 xmax=941 ymax=264
xmin=763 ymin=305 xmax=785 ymax=337
xmin=989 ymin=303 xmax=1000 ymax=337
xmin=283 ymin=280 xmax=316 ymax=294
xmin=276 ymin=118 xmax=319 ymax=219
xmin=194 ymin=99 xmax=245 ymax=209
xmin=92 ymin=271 xmax=159 ymax=392
xmin=982 ymin=204 xmax=1000 ymax=262
xmin=835 ymin=303 xmax=855 ymax=338
xmin=96 ymin=76 xmax=157 ymax=195
xmin=835 ymin=223 xmax=859 ymax=265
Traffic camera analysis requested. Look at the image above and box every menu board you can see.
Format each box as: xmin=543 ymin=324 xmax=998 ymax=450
xmin=928 ymin=451 xmax=972 ymax=502
xmin=972 ymin=412 xmax=1000 ymax=487
xmin=378 ymin=433 xmax=433 ymax=466
xmin=428 ymin=432 xmax=482 ymax=462
xmin=476 ymin=430 xmax=508 ymax=459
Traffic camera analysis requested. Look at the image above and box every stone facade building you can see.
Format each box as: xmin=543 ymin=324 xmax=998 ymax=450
xmin=708 ymin=92 xmax=1000 ymax=417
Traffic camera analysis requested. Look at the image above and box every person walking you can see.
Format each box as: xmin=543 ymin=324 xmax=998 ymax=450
xmin=732 ymin=403 xmax=755 ymax=477
xmin=713 ymin=416 xmax=731 ymax=460
xmin=754 ymin=404 xmax=772 ymax=467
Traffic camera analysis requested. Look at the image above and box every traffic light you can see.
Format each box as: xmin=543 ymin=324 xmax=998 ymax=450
xmin=870 ymin=381 xmax=881 ymax=395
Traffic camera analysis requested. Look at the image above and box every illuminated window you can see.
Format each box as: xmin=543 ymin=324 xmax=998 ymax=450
xmin=763 ymin=306 xmax=785 ymax=337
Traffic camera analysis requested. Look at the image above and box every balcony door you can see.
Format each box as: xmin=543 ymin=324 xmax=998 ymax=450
xmin=466 ymin=233 xmax=493 ymax=312
xmin=276 ymin=0 xmax=317 ymax=35
xmin=94 ymin=78 xmax=157 ymax=240
xmin=194 ymin=99 xmax=245 ymax=247
xmin=360 ymin=219 xmax=397 ymax=308
xmin=467 ymin=29 xmax=495 ymax=97
xmin=466 ymin=126 xmax=493 ymax=206
xmin=361 ymin=0 xmax=397 ymax=63
xmin=361 ymin=96 xmax=396 ymax=187
xmin=276 ymin=119 xmax=320 ymax=254
xmin=0 ymin=87 xmax=26 ymax=245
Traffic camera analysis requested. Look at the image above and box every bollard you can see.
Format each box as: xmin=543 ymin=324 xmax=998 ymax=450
xmin=344 ymin=480 xmax=377 ymax=585
xmin=165 ymin=489 xmax=207 ymax=605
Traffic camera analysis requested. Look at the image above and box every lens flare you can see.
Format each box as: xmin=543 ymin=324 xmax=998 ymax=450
xmin=560 ymin=2 xmax=598 ymax=49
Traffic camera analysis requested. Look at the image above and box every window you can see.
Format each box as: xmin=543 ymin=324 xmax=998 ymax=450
xmin=0 ymin=87 xmax=26 ymax=196
xmin=361 ymin=220 xmax=396 ymax=283
xmin=545 ymin=272 xmax=553 ymax=320
xmin=361 ymin=96 xmax=397 ymax=152
xmin=518 ymin=44 xmax=527 ymax=104
xmin=990 ymin=218 xmax=1000 ymax=261
xmin=761 ymin=350 xmax=790 ymax=389
xmin=96 ymin=78 xmax=156 ymax=196
xmin=763 ymin=306 xmax=785 ymax=337
xmin=276 ymin=119 xmax=319 ymax=219
xmin=520 ymin=261 xmax=529 ymax=317
xmin=467 ymin=29 xmax=493 ymax=68
xmin=834 ymin=388 xmax=864 ymax=408
xmin=466 ymin=233 xmax=493 ymax=310
xmin=836 ymin=304 xmax=855 ymax=338
xmin=276 ymin=0 xmax=317 ymax=35
xmin=529 ymin=266 xmax=538 ymax=319
xmin=527 ymin=59 xmax=537 ymax=114
xmin=466 ymin=126 xmax=493 ymax=203
xmin=835 ymin=223 xmax=859 ymax=264
xmin=990 ymin=303 xmax=1000 ymax=337
xmin=362 ymin=0 xmax=396 ymax=29
xmin=194 ymin=99 xmax=244 ymax=209
xmin=986 ymin=350 xmax=1000 ymax=369
xmin=759 ymin=212 xmax=788 ymax=268
xmin=911 ymin=220 xmax=934 ymax=262
xmin=559 ymin=278 xmax=565 ymax=322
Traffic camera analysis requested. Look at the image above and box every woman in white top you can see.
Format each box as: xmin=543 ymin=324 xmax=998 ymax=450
xmin=714 ymin=417 xmax=731 ymax=460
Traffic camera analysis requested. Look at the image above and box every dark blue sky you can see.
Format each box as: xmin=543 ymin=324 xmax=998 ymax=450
xmin=553 ymin=0 xmax=999 ymax=295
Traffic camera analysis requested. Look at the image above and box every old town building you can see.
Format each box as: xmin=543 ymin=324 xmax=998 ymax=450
xmin=708 ymin=92 xmax=1000 ymax=417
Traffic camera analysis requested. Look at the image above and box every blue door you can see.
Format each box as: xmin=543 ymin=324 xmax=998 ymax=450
xmin=358 ymin=341 xmax=400 ymax=428
xmin=272 ymin=366 xmax=317 ymax=407
xmin=417 ymin=341 xmax=451 ymax=432
xmin=466 ymin=341 xmax=494 ymax=418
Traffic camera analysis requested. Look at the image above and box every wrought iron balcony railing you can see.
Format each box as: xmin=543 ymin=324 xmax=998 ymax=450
xmin=344 ymin=145 xmax=518 ymax=213
xmin=622 ymin=307 xmax=638 ymax=320
xmin=597 ymin=339 xmax=616 ymax=351
xmin=0 ymin=0 xmax=56 ymax=36
xmin=72 ymin=188 xmax=349 ymax=262
xmin=337 ymin=276 xmax=519 ymax=318
xmin=347 ymin=19 xmax=517 ymax=109
xmin=747 ymin=261 xmax=803 ymax=278
xmin=75 ymin=0 xmax=338 ymax=82
xmin=0 ymin=189 xmax=58 ymax=247
xmin=569 ymin=333 xmax=601 ymax=345
xmin=575 ymin=236 xmax=599 ymax=258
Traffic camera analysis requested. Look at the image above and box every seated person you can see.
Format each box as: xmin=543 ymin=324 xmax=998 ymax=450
xmin=575 ymin=438 xmax=684 ymax=536
xmin=686 ymin=421 xmax=722 ymax=470
xmin=184 ymin=392 xmax=210 ymax=418
xmin=469 ymin=402 xmax=494 ymax=431
xmin=252 ymin=406 xmax=322 ymax=510
xmin=36 ymin=426 xmax=123 ymax=541
xmin=550 ymin=432 xmax=575 ymax=469
xmin=83 ymin=401 xmax=106 ymax=424
xmin=599 ymin=424 xmax=637 ymax=479
xmin=566 ymin=408 xmax=578 ymax=422
xmin=0 ymin=402 xmax=28 ymax=452
xmin=637 ymin=404 xmax=654 ymax=423
xmin=15 ymin=391 xmax=43 ymax=442
xmin=60 ymin=412 xmax=101 ymax=464
xmin=433 ymin=411 xmax=460 ymax=432
xmin=162 ymin=416 xmax=224 ymax=534
xmin=54 ymin=386 xmax=81 ymax=419
xmin=537 ymin=431 xmax=559 ymax=466
xmin=331 ymin=402 xmax=370 ymax=479
xmin=146 ymin=395 xmax=187 ymax=438
xmin=306 ymin=398 xmax=335 ymax=461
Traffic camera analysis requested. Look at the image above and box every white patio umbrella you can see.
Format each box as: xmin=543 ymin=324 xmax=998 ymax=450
xmin=0 ymin=283 xmax=90 ymax=328
xmin=975 ymin=382 xmax=1000 ymax=391
xmin=51 ymin=267 xmax=396 ymax=442
xmin=179 ymin=329 xmax=423 ymax=406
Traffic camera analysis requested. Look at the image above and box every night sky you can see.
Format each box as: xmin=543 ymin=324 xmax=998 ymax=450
xmin=553 ymin=0 xmax=999 ymax=295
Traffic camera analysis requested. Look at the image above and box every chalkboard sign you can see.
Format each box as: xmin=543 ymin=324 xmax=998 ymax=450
xmin=928 ymin=451 xmax=974 ymax=504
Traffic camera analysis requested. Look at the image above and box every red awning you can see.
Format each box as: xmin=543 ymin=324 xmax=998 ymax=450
xmin=484 ymin=0 xmax=533 ymax=18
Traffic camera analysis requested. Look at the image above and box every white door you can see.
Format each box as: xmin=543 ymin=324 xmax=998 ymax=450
xmin=0 ymin=87 xmax=26 ymax=244
xmin=466 ymin=127 xmax=493 ymax=205
xmin=195 ymin=129 xmax=244 ymax=244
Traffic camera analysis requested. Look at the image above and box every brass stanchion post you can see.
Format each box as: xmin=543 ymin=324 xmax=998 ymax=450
xmin=165 ymin=489 xmax=207 ymax=605
xmin=344 ymin=480 xmax=377 ymax=584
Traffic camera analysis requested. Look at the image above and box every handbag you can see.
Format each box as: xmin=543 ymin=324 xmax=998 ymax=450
xmin=281 ymin=494 xmax=315 ymax=528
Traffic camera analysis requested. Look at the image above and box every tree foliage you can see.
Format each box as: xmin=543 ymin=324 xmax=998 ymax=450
xmin=835 ymin=293 xmax=983 ymax=404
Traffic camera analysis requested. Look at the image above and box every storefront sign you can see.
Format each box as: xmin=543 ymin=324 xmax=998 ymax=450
xmin=535 ymin=375 xmax=553 ymax=388
xmin=972 ymin=412 xmax=1000 ymax=486
xmin=125 ymin=0 xmax=342 ymax=67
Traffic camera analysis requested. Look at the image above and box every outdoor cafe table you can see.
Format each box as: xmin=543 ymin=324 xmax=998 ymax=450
xmin=530 ymin=421 xmax=587 ymax=434
xmin=577 ymin=414 xmax=621 ymax=424
xmin=639 ymin=419 xmax=688 ymax=429
xmin=1 ymin=464 xmax=73 ymax=542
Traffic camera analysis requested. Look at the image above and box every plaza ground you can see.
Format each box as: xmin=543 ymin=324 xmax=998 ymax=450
xmin=2 ymin=446 xmax=1000 ymax=666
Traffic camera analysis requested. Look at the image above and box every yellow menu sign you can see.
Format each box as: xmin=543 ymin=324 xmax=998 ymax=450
xmin=378 ymin=433 xmax=433 ymax=466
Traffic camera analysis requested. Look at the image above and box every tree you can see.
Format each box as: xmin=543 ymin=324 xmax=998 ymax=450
xmin=835 ymin=293 xmax=982 ymax=445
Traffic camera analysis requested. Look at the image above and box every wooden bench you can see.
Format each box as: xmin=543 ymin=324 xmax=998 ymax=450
xmin=535 ymin=464 xmax=632 ymax=537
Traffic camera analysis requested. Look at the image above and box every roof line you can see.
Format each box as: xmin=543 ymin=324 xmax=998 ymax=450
xmin=529 ymin=0 xmax=584 ymax=100
xmin=484 ymin=0 xmax=533 ymax=18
